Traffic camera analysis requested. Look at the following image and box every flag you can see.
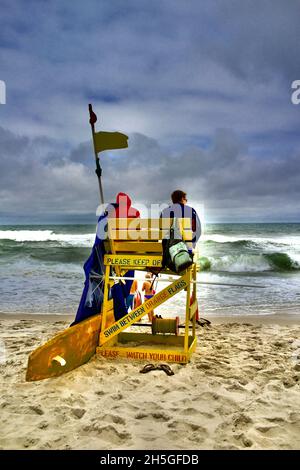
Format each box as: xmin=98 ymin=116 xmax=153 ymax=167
xmin=93 ymin=131 xmax=128 ymax=153
xmin=89 ymin=104 xmax=97 ymax=126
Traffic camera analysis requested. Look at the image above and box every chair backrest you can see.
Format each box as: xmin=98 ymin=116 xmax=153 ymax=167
xmin=104 ymin=218 xmax=193 ymax=254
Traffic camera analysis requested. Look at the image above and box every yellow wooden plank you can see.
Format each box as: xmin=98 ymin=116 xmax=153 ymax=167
xmin=97 ymin=345 xmax=189 ymax=364
xmin=104 ymin=254 xmax=163 ymax=268
xmin=26 ymin=314 xmax=102 ymax=381
xmin=192 ymin=263 xmax=197 ymax=337
xmin=104 ymin=241 xmax=191 ymax=254
xmin=108 ymin=218 xmax=154 ymax=229
xmin=182 ymin=232 xmax=194 ymax=242
xmin=100 ymin=264 xmax=111 ymax=334
xmin=108 ymin=218 xmax=191 ymax=229
xmin=109 ymin=228 xmax=160 ymax=240
xmin=106 ymin=298 xmax=114 ymax=311
xmin=104 ymin=306 xmax=115 ymax=329
xmin=118 ymin=332 xmax=186 ymax=346
xmin=184 ymin=268 xmax=192 ymax=354
xmin=107 ymin=215 xmax=122 ymax=276
xmin=107 ymin=241 xmax=163 ymax=253
xmin=104 ymin=332 xmax=195 ymax=347
xmin=99 ymin=271 xmax=190 ymax=345
xmin=108 ymin=228 xmax=193 ymax=241
xmin=188 ymin=337 xmax=197 ymax=358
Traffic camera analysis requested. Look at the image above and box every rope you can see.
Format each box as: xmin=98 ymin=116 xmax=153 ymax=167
xmin=151 ymin=316 xmax=179 ymax=335
xmin=108 ymin=275 xmax=266 ymax=289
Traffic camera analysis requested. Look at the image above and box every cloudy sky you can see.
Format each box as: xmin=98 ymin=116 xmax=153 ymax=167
xmin=0 ymin=0 xmax=300 ymax=223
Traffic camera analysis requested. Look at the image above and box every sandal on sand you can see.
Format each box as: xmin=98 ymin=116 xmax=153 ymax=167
xmin=196 ymin=317 xmax=211 ymax=327
xmin=139 ymin=363 xmax=157 ymax=374
xmin=157 ymin=363 xmax=175 ymax=376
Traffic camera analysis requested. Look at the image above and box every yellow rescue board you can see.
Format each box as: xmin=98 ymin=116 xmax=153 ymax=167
xmin=26 ymin=314 xmax=102 ymax=382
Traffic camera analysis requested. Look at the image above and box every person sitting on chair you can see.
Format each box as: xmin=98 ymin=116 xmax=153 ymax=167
xmin=107 ymin=192 xmax=140 ymax=219
xmin=160 ymin=190 xmax=201 ymax=248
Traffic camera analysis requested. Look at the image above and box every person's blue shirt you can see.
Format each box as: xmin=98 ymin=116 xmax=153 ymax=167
xmin=160 ymin=203 xmax=201 ymax=247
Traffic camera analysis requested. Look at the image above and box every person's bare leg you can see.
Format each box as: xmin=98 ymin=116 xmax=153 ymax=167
xmin=148 ymin=311 xmax=154 ymax=322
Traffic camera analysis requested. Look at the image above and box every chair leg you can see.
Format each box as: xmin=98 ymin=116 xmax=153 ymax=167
xmin=100 ymin=264 xmax=111 ymax=344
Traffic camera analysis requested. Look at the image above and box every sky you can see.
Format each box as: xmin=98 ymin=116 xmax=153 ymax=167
xmin=0 ymin=0 xmax=300 ymax=223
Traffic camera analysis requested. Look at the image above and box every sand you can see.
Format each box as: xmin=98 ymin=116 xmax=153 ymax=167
xmin=0 ymin=313 xmax=300 ymax=450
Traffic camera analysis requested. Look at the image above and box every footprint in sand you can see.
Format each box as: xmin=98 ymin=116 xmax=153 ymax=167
xmin=179 ymin=407 xmax=198 ymax=415
xmin=111 ymin=392 xmax=123 ymax=400
xmin=232 ymin=412 xmax=253 ymax=431
xmin=196 ymin=361 xmax=211 ymax=370
xmin=235 ymin=432 xmax=253 ymax=448
xmin=124 ymin=377 xmax=141 ymax=386
xmin=38 ymin=421 xmax=49 ymax=430
xmin=65 ymin=393 xmax=86 ymax=407
xmin=29 ymin=405 xmax=44 ymax=415
xmin=71 ymin=408 xmax=86 ymax=419
xmin=101 ymin=414 xmax=126 ymax=425
xmin=22 ymin=437 xmax=40 ymax=448
xmin=167 ymin=420 xmax=208 ymax=444
xmin=82 ymin=423 xmax=131 ymax=445
xmin=225 ymin=380 xmax=247 ymax=392
xmin=113 ymin=401 xmax=139 ymax=412
xmin=288 ymin=412 xmax=300 ymax=423
xmin=179 ymin=407 xmax=215 ymax=419
xmin=265 ymin=416 xmax=285 ymax=424
xmin=283 ymin=375 xmax=298 ymax=388
xmin=255 ymin=424 xmax=278 ymax=434
xmin=134 ymin=411 xmax=170 ymax=422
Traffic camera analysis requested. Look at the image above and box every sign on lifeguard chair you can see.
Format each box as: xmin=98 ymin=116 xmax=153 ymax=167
xmin=96 ymin=217 xmax=198 ymax=364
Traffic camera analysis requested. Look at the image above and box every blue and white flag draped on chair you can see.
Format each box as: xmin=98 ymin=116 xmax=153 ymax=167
xmin=72 ymin=210 xmax=134 ymax=325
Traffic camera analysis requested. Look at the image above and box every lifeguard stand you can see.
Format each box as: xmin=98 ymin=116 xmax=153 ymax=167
xmin=96 ymin=218 xmax=198 ymax=364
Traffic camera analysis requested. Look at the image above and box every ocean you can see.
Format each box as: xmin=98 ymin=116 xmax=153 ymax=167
xmin=0 ymin=223 xmax=299 ymax=318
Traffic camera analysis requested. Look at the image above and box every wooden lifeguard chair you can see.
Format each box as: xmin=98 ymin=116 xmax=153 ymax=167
xmin=25 ymin=108 xmax=199 ymax=381
xmin=97 ymin=217 xmax=198 ymax=364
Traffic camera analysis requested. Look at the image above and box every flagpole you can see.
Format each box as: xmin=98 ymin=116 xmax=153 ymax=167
xmin=88 ymin=103 xmax=105 ymax=205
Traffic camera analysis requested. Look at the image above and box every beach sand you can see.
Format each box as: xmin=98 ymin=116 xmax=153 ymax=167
xmin=0 ymin=313 xmax=300 ymax=450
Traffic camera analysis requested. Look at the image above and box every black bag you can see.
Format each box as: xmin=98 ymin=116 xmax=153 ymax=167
xmin=162 ymin=218 xmax=193 ymax=273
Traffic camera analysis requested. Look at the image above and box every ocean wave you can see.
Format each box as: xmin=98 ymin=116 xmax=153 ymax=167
xmin=201 ymin=234 xmax=300 ymax=247
xmin=29 ymin=246 xmax=90 ymax=264
xmin=203 ymin=239 xmax=260 ymax=249
xmin=1 ymin=229 xmax=300 ymax=248
xmin=0 ymin=230 xmax=95 ymax=246
xmin=197 ymin=253 xmax=300 ymax=273
xmin=265 ymin=253 xmax=300 ymax=271
xmin=1 ymin=229 xmax=300 ymax=272
xmin=0 ymin=242 xmax=90 ymax=264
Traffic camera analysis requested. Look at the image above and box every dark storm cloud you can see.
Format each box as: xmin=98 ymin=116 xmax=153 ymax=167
xmin=1 ymin=126 xmax=299 ymax=221
xmin=0 ymin=0 xmax=300 ymax=221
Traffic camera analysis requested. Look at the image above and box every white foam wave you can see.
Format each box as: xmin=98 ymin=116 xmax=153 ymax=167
xmin=2 ymin=229 xmax=300 ymax=252
xmin=274 ymin=236 xmax=300 ymax=247
xmin=202 ymin=234 xmax=300 ymax=247
xmin=0 ymin=230 xmax=95 ymax=246
xmin=289 ymin=253 xmax=300 ymax=267
xmin=210 ymin=254 xmax=272 ymax=272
